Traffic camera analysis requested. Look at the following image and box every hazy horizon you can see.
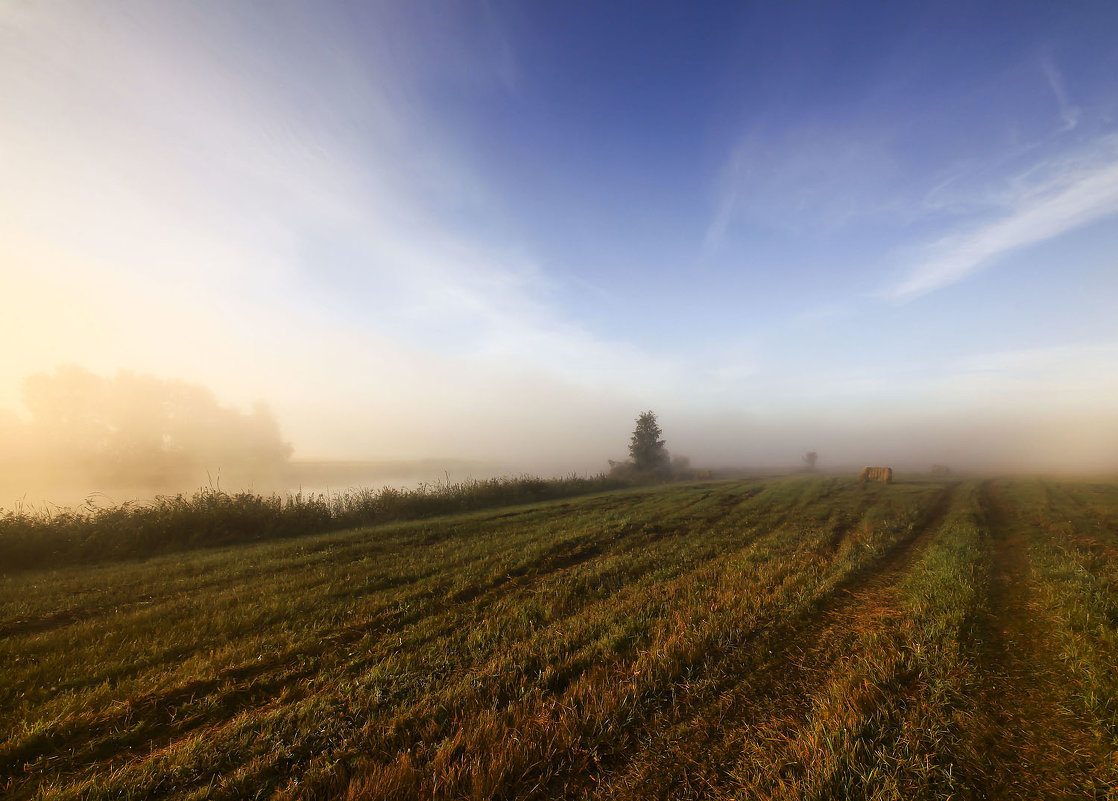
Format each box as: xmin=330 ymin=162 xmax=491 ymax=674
xmin=3 ymin=2 xmax=1118 ymax=505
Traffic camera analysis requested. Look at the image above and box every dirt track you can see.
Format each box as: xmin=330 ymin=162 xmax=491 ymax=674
xmin=967 ymin=482 xmax=1112 ymax=799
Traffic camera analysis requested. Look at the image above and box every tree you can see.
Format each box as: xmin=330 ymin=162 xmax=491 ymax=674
xmin=629 ymin=410 xmax=669 ymax=472
xmin=17 ymin=366 xmax=292 ymax=487
xmin=803 ymin=451 xmax=818 ymax=471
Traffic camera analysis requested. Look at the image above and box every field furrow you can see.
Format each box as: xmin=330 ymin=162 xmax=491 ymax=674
xmin=337 ymin=482 xmax=954 ymax=800
xmin=3 ymin=481 xmax=776 ymax=797
xmin=582 ymin=483 xmax=961 ymax=800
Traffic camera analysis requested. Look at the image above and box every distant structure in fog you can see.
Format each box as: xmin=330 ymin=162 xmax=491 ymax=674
xmin=859 ymin=466 xmax=893 ymax=484
xmin=931 ymin=464 xmax=951 ymax=475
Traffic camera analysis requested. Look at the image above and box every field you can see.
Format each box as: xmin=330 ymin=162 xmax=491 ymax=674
xmin=2 ymin=476 xmax=1117 ymax=799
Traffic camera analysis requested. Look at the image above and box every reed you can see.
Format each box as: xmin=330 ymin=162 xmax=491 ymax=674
xmin=0 ymin=473 xmax=626 ymax=572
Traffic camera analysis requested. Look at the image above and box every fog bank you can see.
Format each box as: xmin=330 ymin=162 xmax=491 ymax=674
xmin=3 ymin=365 xmax=1116 ymax=510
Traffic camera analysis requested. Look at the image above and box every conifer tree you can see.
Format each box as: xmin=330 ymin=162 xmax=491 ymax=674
xmin=629 ymin=410 xmax=668 ymax=472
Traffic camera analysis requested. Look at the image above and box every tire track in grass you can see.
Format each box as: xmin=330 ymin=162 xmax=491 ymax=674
xmin=570 ymin=483 xmax=960 ymax=799
xmin=964 ymin=482 xmax=1112 ymax=799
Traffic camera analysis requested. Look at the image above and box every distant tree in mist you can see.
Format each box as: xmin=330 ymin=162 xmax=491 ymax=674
xmin=629 ymin=411 xmax=669 ymax=473
xmin=9 ymin=366 xmax=291 ymax=489
xmin=803 ymin=451 xmax=818 ymax=472
xmin=608 ymin=412 xmax=694 ymax=482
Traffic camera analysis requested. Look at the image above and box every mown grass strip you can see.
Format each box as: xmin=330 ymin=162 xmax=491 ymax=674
xmin=3 ymin=481 xmax=768 ymax=797
xmin=583 ymin=482 xmax=972 ymax=800
xmin=335 ymin=482 xmax=951 ymax=800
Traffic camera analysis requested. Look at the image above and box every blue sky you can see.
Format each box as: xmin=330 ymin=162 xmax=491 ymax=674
xmin=2 ymin=1 xmax=1117 ymax=473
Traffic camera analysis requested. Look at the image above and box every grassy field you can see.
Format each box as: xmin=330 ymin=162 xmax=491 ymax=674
xmin=2 ymin=476 xmax=1116 ymax=799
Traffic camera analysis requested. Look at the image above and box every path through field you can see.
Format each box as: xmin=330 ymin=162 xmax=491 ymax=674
xmin=964 ymin=482 xmax=1115 ymax=799
xmin=2 ymin=476 xmax=1116 ymax=800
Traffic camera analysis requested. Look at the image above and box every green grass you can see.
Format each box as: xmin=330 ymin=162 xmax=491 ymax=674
xmin=2 ymin=476 xmax=1115 ymax=799
xmin=997 ymin=480 xmax=1118 ymax=748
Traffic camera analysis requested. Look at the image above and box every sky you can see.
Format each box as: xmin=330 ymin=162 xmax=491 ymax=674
xmin=2 ymin=0 xmax=1118 ymax=481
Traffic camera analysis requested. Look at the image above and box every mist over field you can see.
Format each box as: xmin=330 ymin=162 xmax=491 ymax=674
xmin=2 ymin=362 xmax=1117 ymax=510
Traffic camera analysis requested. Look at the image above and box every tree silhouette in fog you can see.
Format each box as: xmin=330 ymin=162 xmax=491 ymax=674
xmin=16 ymin=366 xmax=291 ymax=487
xmin=629 ymin=410 xmax=669 ymax=473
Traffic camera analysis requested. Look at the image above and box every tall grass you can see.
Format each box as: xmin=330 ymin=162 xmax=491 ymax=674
xmin=0 ymin=474 xmax=625 ymax=572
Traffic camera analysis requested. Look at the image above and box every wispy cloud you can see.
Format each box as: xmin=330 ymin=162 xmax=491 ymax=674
xmin=0 ymin=3 xmax=627 ymax=369
xmin=704 ymin=125 xmax=902 ymax=246
xmin=1041 ymin=54 xmax=1081 ymax=133
xmin=703 ymin=187 xmax=738 ymax=250
xmin=0 ymin=2 xmax=683 ymax=464
xmin=886 ymin=139 xmax=1118 ymax=300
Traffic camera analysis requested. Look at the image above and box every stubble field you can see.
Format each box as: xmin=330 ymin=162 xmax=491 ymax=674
xmin=2 ymin=476 xmax=1116 ymax=799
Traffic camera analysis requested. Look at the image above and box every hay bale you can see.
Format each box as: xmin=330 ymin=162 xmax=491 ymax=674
xmin=859 ymin=466 xmax=893 ymax=484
